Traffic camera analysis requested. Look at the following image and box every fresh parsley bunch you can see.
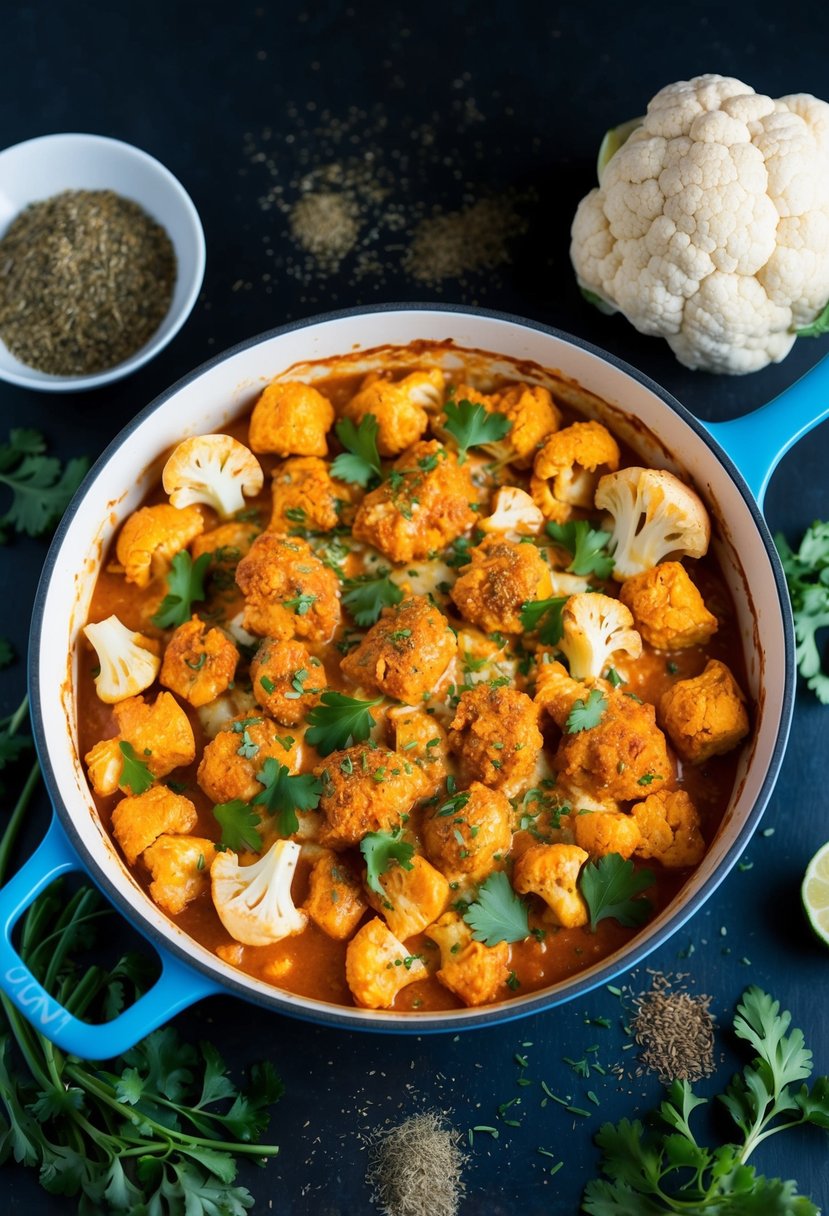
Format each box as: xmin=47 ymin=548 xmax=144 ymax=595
xmin=583 ymin=987 xmax=829 ymax=1215
xmin=776 ymin=520 xmax=829 ymax=703
xmin=0 ymin=429 xmax=89 ymax=543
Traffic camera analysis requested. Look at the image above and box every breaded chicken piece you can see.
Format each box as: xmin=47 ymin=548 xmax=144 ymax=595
xmin=248 ymin=380 xmax=335 ymax=457
xmin=340 ymin=595 xmax=457 ymax=703
xmin=448 ymin=685 xmax=542 ymax=795
xmin=303 ymin=851 xmax=369 ymax=940
xmin=659 ymin=659 xmax=750 ymax=763
xmin=366 ymin=853 xmax=451 ymax=941
xmin=339 ymin=368 xmax=444 ymax=457
xmin=385 ymin=707 xmax=448 ymax=795
xmin=111 ymin=785 xmax=198 ymax=865
xmin=197 ymin=713 xmax=300 ymax=805
xmin=116 ymin=504 xmax=204 ymax=589
xmin=451 ymin=535 xmax=553 ymax=634
xmin=159 ymin=617 xmax=239 ymax=708
xmin=235 ymin=532 xmax=341 ymax=641
xmin=142 ymin=835 xmax=217 ymax=915
xmin=250 ymin=639 xmax=326 ymax=726
xmin=269 ymin=456 xmax=359 ymax=533
xmin=512 ymin=843 xmax=590 ymax=927
xmin=421 ymin=781 xmax=512 ymax=884
xmin=632 ymin=788 xmax=706 ymax=868
xmin=424 ymin=911 xmax=510 ymax=1007
xmin=619 ymin=562 xmax=718 ymax=650
xmin=314 ymin=745 xmax=431 ymax=849
xmin=352 ymin=440 xmax=477 ymax=565
xmin=345 ymin=918 xmax=427 ymax=1009
xmin=84 ymin=692 xmax=196 ymax=797
xmin=553 ymin=689 xmax=672 ymax=802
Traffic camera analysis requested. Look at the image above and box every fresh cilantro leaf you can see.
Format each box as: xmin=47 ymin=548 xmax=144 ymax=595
xmin=330 ymin=415 xmax=382 ymax=487
xmin=305 ymin=690 xmax=383 ymax=756
xmin=579 ymin=853 xmax=655 ymax=929
xmin=342 ymin=573 xmax=403 ymax=626
xmin=252 ymin=758 xmax=322 ymax=836
xmin=463 ymin=871 xmax=530 ymax=946
xmin=565 ymin=687 xmax=608 ymax=733
xmin=443 ymin=397 xmax=511 ymax=463
xmin=520 ymin=596 xmax=568 ymax=646
xmin=795 ymin=300 xmax=829 ymax=338
xmin=282 ymin=593 xmax=318 ymax=616
xmin=360 ymin=827 xmax=415 ymax=895
xmin=776 ymin=522 xmax=829 ymax=703
xmin=213 ymin=800 xmax=263 ymax=852
xmin=0 ymin=429 xmax=89 ymax=540
xmin=118 ymin=741 xmax=154 ymax=795
xmin=151 ymin=550 xmax=211 ymax=629
xmin=547 ymin=519 xmax=614 ymax=579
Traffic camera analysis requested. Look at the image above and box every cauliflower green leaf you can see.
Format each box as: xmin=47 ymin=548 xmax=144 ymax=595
xmin=578 ymin=853 xmax=654 ymax=930
xmin=360 ymin=826 xmax=415 ymax=896
xmin=795 ymin=300 xmax=829 ymax=338
xmin=151 ymin=550 xmax=211 ymax=629
xmin=463 ymin=871 xmax=530 ymax=946
xmin=547 ymin=519 xmax=614 ymax=579
xmin=252 ymin=758 xmax=322 ymax=836
xmin=331 ymin=415 xmax=382 ymax=487
xmin=443 ymin=398 xmax=511 ymax=464
xmin=305 ymin=691 xmax=384 ymax=756
xmin=342 ymin=573 xmax=403 ymax=626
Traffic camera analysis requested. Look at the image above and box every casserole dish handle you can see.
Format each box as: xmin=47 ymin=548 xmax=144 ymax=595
xmin=0 ymin=814 xmax=220 ymax=1059
xmin=707 ymin=353 xmax=829 ymax=506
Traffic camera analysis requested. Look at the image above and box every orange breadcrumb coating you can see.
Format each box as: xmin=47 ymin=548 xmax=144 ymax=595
xmin=632 ymin=788 xmax=706 ymax=867
xmin=340 ymin=369 xmax=444 ymax=457
xmin=531 ymin=420 xmax=620 ymax=523
xmin=116 ymin=504 xmax=204 ymax=588
xmin=619 ymin=562 xmax=718 ymax=650
xmin=190 ymin=520 xmax=260 ymax=573
xmin=303 ymin=851 xmax=368 ymax=940
xmin=142 ymin=835 xmax=217 ymax=915
xmin=345 ymin=918 xmax=427 ymax=1008
xmin=385 ymin=708 xmax=448 ymax=795
xmin=269 ymin=456 xmax=359 ymax=533
xmin=451 ymin=535 xmax=553 ymax=634
xmin=421 ymin=781 xmax=512 ymax=884
xmin=552 ymin=688 xmax=672 ymax=801
xmin=424 ymin=911 xmax=510 ymax=1007
xmin=352 ymin=440 xmax=477 ymax=565
xmin=659 ymin=659 xmax=749 ymax=763
xmin=235 ymin=532 xmax=341 ymax=641
xmin=197 ymin=714 xmax=300 ymax=805
xmin=448 ymin=685 xmax=542 ymax=794
xmin=571 ymin=809 xmax=642 ymax=859
xmin=111 ymin=785 xmax=198 ymax=865
xmin=486 ymin=383 xmax=562 ymax=468
xmin=340 ymin=595 xmax=457 ymax=703
xmin=250 ymin=639 xmax=325 ymax=726
xmin=84 ymin=692 xmax=196 ymax=797
xmin=366 ymin=853 xmax=451 ymax=940
xmin=512 ymin=842 xmax=590 ymax=927
xmin=160 ymin=617 xmax=239 ymax=708
xmin=248 ymin=380 xmax=335 ymax=457
xmin=314 ymin=745 xmax=431 ymax=849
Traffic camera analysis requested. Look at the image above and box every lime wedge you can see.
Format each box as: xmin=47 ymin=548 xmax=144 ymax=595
xmin=802 ymin=840 xmax=829 ymax=947
xmin=597 ymin=116 xmax=645 ymax=185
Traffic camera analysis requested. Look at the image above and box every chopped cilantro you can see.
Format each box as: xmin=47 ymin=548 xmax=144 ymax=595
xmin=546 ymin=519 xmax=614 ymax=579
xmin=360 ymin=826 xmax=415 ymax=895
xmin=520 ymin=596 xmax=568 ymax=646
xmin=443 ymin=398 xmax=512 ymax=463
xmin=330 ymin=414 xmax=382 ymax=487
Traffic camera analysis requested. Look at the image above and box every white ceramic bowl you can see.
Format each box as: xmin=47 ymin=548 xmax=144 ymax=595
xmin=0 ymin=132 xmax=205 ymax=392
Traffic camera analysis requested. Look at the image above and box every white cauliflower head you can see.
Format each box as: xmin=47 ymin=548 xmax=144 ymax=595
xmin=571 ymin=74 xmax=829 ymax=373
xmin=557 ymin=592 xmax=642 ymax=681
xmin=163 ymin=434 xmax=264 ymax=518
xmin=211 ymin=838 xmax=308 ymax=946
xmin=480 ymin=486 xmax=545 ymax=537
xmin=83 ymin=615 xmax=161 ymax=703
xmin=595 ymin=467 xmax=710 ymax=580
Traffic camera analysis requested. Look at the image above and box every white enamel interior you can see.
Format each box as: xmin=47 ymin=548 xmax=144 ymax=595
xmin=34 ymin=309 xmax=787 ymax=1025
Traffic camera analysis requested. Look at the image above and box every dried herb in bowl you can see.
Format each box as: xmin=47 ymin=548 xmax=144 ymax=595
xmin=0 ymin=189 xmax=176 ymax=375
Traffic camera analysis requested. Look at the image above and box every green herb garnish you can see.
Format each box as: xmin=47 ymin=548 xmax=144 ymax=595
xmin=578 ymin=852 xmax=654 ymax=929
xmin=360 ymin=827 xmax=415 ymax=895
xmin=0 ymin=429 xmax=89 ymax=542
xmin=330 ymin=414 xmax=382 ymax=487
xmin=151 ymin=550 xmax=211 ymax=629
xmin=776 ymin=520 xmax=829 ymax=703
xmin=305 ymin=691 xmax=383 ymax=756
xmin=252 ymin=758 xmax=322 ymax=836
xmin=520 ymin=596 xmax=568 ymax=646
xmin=342 ymin=574 xmax=403 ymax=626
xmin=442 ymin=398 xmax=511 ymax=464
xmin=565 ymin=688 xmax=608 ymax=733
xmin=118 ymin=740 xmax=154 ymax=795
xmin=547 ymin=519 xmax=614 ymax=579
xmin=463 ymin=871 xmax=530 ymax=946
xmin=282 ymin=593 xmax=318 ymax=617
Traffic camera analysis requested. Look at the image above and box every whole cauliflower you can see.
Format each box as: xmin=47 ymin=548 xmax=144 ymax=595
xmin=571 ymin=74 xmax=829 ymax=373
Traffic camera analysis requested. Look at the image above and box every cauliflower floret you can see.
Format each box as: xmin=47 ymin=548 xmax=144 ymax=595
xmin=197 ymin=713 xmax=300 ymax=804
xmin=250 ymin=639 xmax=325 ymax=726
xmin=197 ymin=685 xmax=257 ymax=739
xmin=367 ymin=853 xmax=451 ymax=940
xmin=512 ymin=843 xmax=590 ymax=927
xmin=345 ymin=918 xmax=427 ymax=1009
xmin=340 ymin=595 xmax=457 ymax=703
xmin=531 ymin=421 xmax=621 ymax=523
xmin=84 ymin=692 xmax=196 ymax=797
xmin=479 ymin=486 xmax=545 ymax=538
xmin=352 ymin=440 xmax=477 ymax=565
xmin=557 ymin=593 xmax=642 ymax=681
xmin=659 ymin=659 xmax=750 ymax=763
xmin=421 ymin=781 xmax=512 ymax=884
xmin=162 ymin=434 xmax=264 ymax=519
xmin=466 ymin=383 xmax=562 ymax=468
xmin=235 ymin=532 xmax=341 ymax=641
xmin=303 ymin=850 xmax=368 ymax=940
xmin=115 ymin=504 xmax=204 ymax=589
xmin=340 ymin=369 xmax=444 ymax=457
xmin=385 ymin=707 xmax=448 ymax=795
xmin=314 ymin=745 xmax=431 ymax=849
xmin=248 ymin=380 xmax=335 ymax=457
xmin=111 ymin=785 xmax=198 ymax=865
xmin=632 ymin=788 xmax=706 ymax=867
xmin=553 ymin=688 xmax=672 ymax=801
xmin=451 ymin=536 xmax=553 ymax=634
xmin=142 ymin=834 xmax=217 ymax=915
xmin=619 ymin=561 xmax=718 ymax=650
xmin=595 ymin=468 xmax=711 ymax=581
xmin=212 ymin=838 xmax=308 ymax=945
xmin=159 ymin=617 xmax=239 ymax=708
xmin=269 ymin=456 xmax=358 ymax=533
xmin=82 ymin=615 xmax=161 ymax=704
xmin=448 ymin=685 xmax=542 ymax=795
xmin=423 ymin=911 xmax=509 ymax=1007
xmin=571 ymin=809 xmax=642 ymax=859
xmin=534 ymin=659 xmax=592 ymax=728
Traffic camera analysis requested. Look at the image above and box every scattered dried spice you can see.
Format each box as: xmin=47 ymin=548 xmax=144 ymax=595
xmin=366 ymin=1111 xmax=466 ymax=1216
xmin=0 ymin=189 xmax=176 ymax=375
xmin=289 ymin=190 xmax=360 ymax=269
xmin=631 ymin=974 xmax=716 ymax=1084
xmin=403 ymin=196 xmax=528 ymax=285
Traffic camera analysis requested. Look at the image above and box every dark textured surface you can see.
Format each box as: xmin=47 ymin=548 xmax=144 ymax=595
xmin=1 ymin=2 xmax=828 ymax=1211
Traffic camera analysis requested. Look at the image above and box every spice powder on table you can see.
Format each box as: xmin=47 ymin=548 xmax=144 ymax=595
xmin=631 ymin=976 xmax=716 ymax=1084
xmin=0 ymin=189 xmax=176 ymax=375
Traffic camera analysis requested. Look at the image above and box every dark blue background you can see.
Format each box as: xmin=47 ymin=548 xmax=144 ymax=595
xmin=1 ymin=1 xmax=828 ymax=1211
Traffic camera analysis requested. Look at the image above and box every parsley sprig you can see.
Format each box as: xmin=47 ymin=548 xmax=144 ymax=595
xmin=330 ymin=415 xmax=382 ymax=487
xmin=578 ymin=852 xmax=655 ymax=929
xmin=0 ymin=429 xmax=89 ymax=542
xmin=565 ymin=687 xmax=608 ymax=733
xmin=252 ymin=758 xmax=322 ymax=836
xmin=520 ymin=596 xmax=568 ymax=646
xmin=151 ymin=550 xmax=211 ymax=629
xmin=442 ymin=398 xmax=511 ymax=463
xmin=213 ymin=800 xmax=264 ymax=852
xmin=463 ymin=871 xmax=530 ymax=946
xmin=305 ymin=691 xmax=383 ymax=756
xmin=118 ymin=741 xmax=154 ymax=795
xmin=776 ymin=520 xmax=829 ymax=703
xmin=547 ymin=519 xmax=614 ymax=579
xmin=342 ymin=573 xmax=403 ymax=626
xmin=360 ymin=827 xmax=415 ymax=896
xmin=584 ymin=987 xmax=829 ymax=1214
